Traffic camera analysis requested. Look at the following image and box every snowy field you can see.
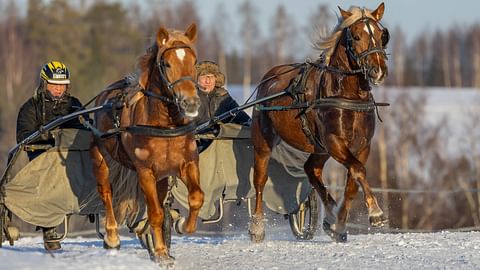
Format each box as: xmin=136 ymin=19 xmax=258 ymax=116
xmin=2 ymin=87 xmax=480 ymax=270
xmin=2 ymin=228 xmax=480 ymax=270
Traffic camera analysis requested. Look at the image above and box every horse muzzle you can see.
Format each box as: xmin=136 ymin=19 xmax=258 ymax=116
xmin=368 ymin=66 xmax=388 ymax=86
xmin=179 ymin=96 xmax=200 ymax=118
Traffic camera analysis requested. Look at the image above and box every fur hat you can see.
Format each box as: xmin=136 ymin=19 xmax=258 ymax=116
xmin=196 ymin=61 xmax=225 ymax=88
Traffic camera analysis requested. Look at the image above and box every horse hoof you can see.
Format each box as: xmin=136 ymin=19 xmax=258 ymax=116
xmin=248 ymin=215 xmax=265 ymax=243
xmin=334 ymin=232 xmax=347 ymax=243
xmin=152 ymin=254 xmax=175 ymax=268
xmin=369 ymin=215 xmax=388 ymax=227
xmin=249 ymin=231 xmax=265 ymax=243
xmin=103 ymin=240 xmax=120 ymax=250
xmin=322 ymin=221 xmax=347 ymax=243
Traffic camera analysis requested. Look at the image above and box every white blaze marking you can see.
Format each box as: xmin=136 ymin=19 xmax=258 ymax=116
xmin=364 ymin=24 xmax=377 ymax=46
xmin=176 ymin=49 xmax=186 ymax=61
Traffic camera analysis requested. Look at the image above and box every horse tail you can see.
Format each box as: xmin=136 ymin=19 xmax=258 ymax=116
xmin=104 ymin=153 xmax=145 ymax=225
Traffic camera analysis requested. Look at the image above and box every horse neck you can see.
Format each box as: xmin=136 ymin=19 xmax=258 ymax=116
xmin=324 ymin=46 xmax=371 ymax=100
xmin=141 ymin=77 xmax=186 ymax=127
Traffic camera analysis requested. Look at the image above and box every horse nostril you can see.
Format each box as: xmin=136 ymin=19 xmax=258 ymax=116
xmin=180 ymin=99 xmax=188 ymax=109
xmin=180 ymin=97 xmax=200 ymax=111
xmin=369 ymin=67 xmax=381 ymax=78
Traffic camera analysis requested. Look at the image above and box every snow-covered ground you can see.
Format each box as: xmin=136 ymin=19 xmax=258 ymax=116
xmin=3 ymin=87 xmax=480 ymax=269
xmin=2 ymin=228 xmax=480 ymax=270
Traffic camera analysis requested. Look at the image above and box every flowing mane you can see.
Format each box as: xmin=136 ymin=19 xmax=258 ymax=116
xmin=314 ymin=6 xmax=379 ymax=64
xmin=137 ymin=43 xmax=158 ymax=75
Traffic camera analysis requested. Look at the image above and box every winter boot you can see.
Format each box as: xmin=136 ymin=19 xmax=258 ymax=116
xmin=42 ymin=227 xmax=61 ymax=251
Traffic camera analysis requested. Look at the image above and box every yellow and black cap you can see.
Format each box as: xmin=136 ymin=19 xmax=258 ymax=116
xmin=40 ymin=61 xmax=70 ymax=84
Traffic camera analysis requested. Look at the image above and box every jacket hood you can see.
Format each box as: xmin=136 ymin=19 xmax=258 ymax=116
xmin=196 ymin=61 xmax=225 ymax=88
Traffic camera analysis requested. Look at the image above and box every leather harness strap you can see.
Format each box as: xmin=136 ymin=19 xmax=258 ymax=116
xmin=289 ymin=65 xmax=326 ymax=151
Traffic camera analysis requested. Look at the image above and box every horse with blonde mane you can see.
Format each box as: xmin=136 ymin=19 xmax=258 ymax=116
xmin=90 ymin=24 xmax=203 ymax=264
xmin=249 ymin=3 xmax=389 ymax=243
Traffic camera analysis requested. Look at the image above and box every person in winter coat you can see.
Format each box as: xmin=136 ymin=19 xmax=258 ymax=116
xmin=194 ymin=61 xmax=250 ymax=151
xmin=16 ymin=61 xmax=83 ymax=160
xmin=195 ymin=61 xmax=250 ymax=126
xmin=15 ymin=60 xmax=83 ymax=251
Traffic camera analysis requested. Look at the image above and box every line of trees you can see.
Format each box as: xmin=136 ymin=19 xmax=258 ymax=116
xmin=1 ymin=0 xmax=480 ymax=231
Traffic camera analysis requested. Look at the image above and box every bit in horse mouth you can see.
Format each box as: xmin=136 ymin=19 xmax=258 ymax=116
xmin=185 ymin=111 xmax=199 ymax=118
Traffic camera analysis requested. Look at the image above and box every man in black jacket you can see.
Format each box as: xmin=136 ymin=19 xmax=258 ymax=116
xmin=16 ymin=60 xmax=83 ymax=251
xmin=17 ymin=61 xmax=83 ymax=159
xmin=194 ymin=61 xmax=250 ymax=151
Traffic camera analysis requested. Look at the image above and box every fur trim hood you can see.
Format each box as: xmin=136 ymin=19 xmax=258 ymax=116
xmin=196 ymin=61 xmax=225 ymax=88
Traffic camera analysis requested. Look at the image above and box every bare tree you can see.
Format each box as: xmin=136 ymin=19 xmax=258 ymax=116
xmin=440 ymin=32 xmax=451 ymax=87
xmin=414 ymin=36 xmax=429 ymax=86
xmin=239 ymin=0 xmax=259 ymax=101
xmin=447 ymin=29 xmax=463 ymax=87
xmin=310 ymin=4 xmax=334 ymax=33
xmin=390 ymin=27 xmax=406 ymax=86
xmin=467 ymin=25 xmax=480 ymax=87
xmin=307 ymin=4 xmax=334 ymax=58
xmin=271 ymin=4 xmax=290 ymax=65
xmin=376 ymin=89 xmax=389 ymax=220
xmin=1 ymin=1 xmax=24 ymax=105
xmin=211 ymin=3 xmax=229 ymax=76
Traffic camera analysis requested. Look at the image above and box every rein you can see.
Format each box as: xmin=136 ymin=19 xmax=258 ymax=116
xmin=141 ymin=89 xmax=176 ymax=104
xmin=85 ymin=121 xmax=197 ymax=139
xmin=308 ymin=61 xmax=363 ymax=76
xmin=257 ymin=97 xmax=389 ymax=113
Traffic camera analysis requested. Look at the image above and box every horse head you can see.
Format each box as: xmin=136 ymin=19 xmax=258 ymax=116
xmin=140 ymin=23 xmax=200 ymax=118
xmin=339 ymin=3 xmax=389 ymax=85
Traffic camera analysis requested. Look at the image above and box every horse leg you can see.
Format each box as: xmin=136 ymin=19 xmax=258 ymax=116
xmin=136 ymin=168 xmax=171 ymax=263
xmin=177 ymin=161 xmax=204 ymax=234
xmin=250 ymin=147 xmax=271 ymax=243
xmin=250 ymin=116 xmax=277 ymax=243
xmin=90 ymin=145 xmax=120 ymax=249
xmin=303 ymin=154 xmax=338 ymax=228
xmin=355 ymin=146 xmax=388 ymax=227
xmin=326 ymin=139 xmax=386 ymax=242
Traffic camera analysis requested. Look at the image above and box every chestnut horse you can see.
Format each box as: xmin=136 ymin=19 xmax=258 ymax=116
xmin=90 ymin=24 xmax=203 ymax=263
xmin=249 ymin=3 xmax=389 ymax=243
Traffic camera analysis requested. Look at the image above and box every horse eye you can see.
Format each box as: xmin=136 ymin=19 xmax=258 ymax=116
xmin=353 ymin=35 xmax=361 ymax=41
xmin=381 ymin=28 xmax=390 ymax=47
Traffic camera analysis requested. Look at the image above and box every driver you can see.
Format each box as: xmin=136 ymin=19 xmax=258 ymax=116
xmin=15 ymin=60 xmax=83 ymax=251
xmin=16 ymin=61 xmax=83 ymax=160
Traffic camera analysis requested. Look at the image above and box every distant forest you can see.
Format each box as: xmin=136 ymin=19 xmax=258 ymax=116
xmin=1 ymin=0 xmax=480 ymax=232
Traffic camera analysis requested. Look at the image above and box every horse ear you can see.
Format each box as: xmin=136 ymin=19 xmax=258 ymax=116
xmin=184 ymin=23 xmax=197 ymax=43
xmin=157 ymin=27 xmax=169 ymax=46
xmin=338 ymin=6 xmax=352 ymax=19
xmin=371 ymin=2 xmax=385 ymax=21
